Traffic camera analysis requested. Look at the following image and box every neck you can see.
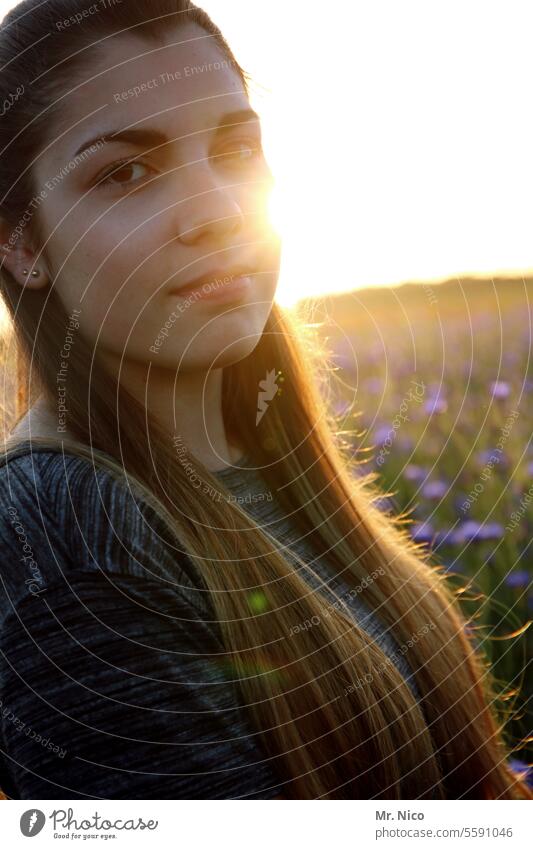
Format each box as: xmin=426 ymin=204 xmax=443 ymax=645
xmin=100 ymin=354 xmax=243 ymax=473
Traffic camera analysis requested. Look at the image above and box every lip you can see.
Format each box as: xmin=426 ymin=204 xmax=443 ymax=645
xmin=169 ymin=265 xmax=256 ymax=300
xmin=171 ymin=265 xmax=256 ymax=295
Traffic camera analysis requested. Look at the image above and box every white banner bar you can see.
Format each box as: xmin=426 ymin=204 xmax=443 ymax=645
xmin=0 ymin=799 xmax=531 ymax=848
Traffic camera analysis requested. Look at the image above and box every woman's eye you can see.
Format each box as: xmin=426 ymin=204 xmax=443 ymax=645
xmin=215 ymin=139 xmax=263 ymax=164
xmin=93 ymin=140 xmax=262 ymax=191
xmin=95 ymin=160 xmax=153 ymax=190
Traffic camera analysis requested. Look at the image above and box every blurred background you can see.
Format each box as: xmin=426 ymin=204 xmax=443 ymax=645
xmin=0 ymin=0 xmax=531 ymax=773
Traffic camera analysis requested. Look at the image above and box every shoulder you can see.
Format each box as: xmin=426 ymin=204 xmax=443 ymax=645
xmin=0 ymin=440 xmax=140 ymax=539
xmin=0 ymin=441 xmax=205 ymax=619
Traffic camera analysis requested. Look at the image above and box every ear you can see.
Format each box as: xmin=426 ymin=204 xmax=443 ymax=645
xmin=0 ymin=216 xmax=49 ymax=290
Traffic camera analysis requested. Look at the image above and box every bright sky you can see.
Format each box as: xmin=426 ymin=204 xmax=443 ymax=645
xmin=2 ymin=0 xmax=533 ymax=306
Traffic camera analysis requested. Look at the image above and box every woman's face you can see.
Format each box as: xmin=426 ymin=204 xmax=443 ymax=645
xmin=31 ymin=22 xmax=281 ymax=373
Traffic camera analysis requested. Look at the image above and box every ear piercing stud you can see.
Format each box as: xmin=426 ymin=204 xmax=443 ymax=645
xmin=22 ymin=269 xmax=40 ymax=277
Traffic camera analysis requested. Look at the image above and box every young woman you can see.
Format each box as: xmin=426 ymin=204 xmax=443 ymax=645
xmin=0 ymin=0 xmax=530 ymax=800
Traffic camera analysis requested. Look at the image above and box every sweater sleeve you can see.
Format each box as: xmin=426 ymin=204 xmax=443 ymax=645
xmin=0 ymin=569 xmax=282 ymax=799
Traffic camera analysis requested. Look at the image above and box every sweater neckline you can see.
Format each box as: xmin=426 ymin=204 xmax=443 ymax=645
xmin=2 ymin=436 xmax=259 ymax=484
xmin=211 ymin=452 xmax=257 ymax=480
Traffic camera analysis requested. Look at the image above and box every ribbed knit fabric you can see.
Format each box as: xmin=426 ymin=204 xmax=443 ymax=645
xmin=0 ymin=440 xmax=426 ymax=799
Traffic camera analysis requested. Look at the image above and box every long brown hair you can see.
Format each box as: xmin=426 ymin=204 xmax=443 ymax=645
xmin=0 ymin=0 xmax=531 ymax=800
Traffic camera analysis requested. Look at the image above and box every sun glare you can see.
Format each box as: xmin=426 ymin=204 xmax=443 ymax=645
xmin=1 ymin=0 xmax=533 ymax=309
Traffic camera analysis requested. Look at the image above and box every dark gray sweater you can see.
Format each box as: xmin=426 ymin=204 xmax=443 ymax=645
xmin=0 ymin=440 xmax=423 ymax=799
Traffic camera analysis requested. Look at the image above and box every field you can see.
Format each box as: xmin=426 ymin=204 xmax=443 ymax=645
xmin=311 ymin=275 xmax=532 ymax=770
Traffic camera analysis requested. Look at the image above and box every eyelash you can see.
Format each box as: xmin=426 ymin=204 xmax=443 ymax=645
xmin=94 ymin=139 xmax=264 ymax=191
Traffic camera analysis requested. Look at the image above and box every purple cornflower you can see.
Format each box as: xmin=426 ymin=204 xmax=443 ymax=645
xmin=476 ymin=448 xmax=501 ymax=466
xmin=424 ymin=396 xmax=448 ymax=414
xmin=490 ymin=380 xmax=511 ymax=399
xmin=504 ymin=570 xmax=530 ymax=589
xmin=507 ymin=759 xmax=533 ymax=787
xmin=422 ymin=479 xmax=449 ymax=499
xmin=373 ymin=425 xmax=392 ymax=445
xmin=374 ymin=496 xmax=393 ymax=513
xmin=450 ymin=520 xmax=505 ymax=544
xmin=404 ymin=464 xmax=428 ymax=483
xmin=410 ymin=521 xmax=435 ymax=544
xmin=480 ymin=522 xmax=506 ymax=539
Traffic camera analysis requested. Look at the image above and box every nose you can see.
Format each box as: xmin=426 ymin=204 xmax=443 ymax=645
xmin=175 ymin=170 xmax=246 ymax=246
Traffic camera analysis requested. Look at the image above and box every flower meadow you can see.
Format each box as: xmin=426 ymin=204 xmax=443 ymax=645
xmin=319 ymin=276 xmax=533 ymax=774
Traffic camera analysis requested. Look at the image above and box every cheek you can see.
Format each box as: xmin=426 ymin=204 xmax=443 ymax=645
xmin=80 ymin=272 xmax=159 ymax=354
xmin=241 ymin=178 xmax=273 ymax=226
xmin=51 ymin=213 xmax=163 ymax=327
xmin=49 ymin=257 xmax=150 ymax=356
xmin=255 ymin=270 xmax=279 ymax=309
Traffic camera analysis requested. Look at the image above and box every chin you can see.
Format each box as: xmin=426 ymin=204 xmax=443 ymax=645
xmin=145 ymin=328 xmax=262 ymax=373
xmin=196 ymin=305 xmax=270 ymax=353
xmin=190 ymin=333 xmax=263 ymax=371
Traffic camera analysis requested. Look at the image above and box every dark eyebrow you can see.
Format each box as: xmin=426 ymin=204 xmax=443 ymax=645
xmin=73 ymin=108 xmax=261 ymax=159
